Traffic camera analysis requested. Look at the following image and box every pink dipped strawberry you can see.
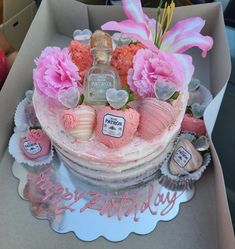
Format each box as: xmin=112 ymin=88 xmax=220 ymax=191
xmin=181 ymin=103 xmax=207 ymax=136
xmin=20 ymin=128 xmax=51 ymax=160
xmin=181 ymin=114 xmax=206 ymax=136
xmin=95 ymin=88 xmax=139 ymax=149
xmin=60 ymin=105 xmax=96 ymax=142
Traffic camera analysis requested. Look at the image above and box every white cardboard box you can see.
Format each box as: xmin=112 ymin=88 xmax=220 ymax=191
xmin=0 ymin=0 xmax=234 ymax=248
xmin=3 ymin=0 xmax=34 ymax=22
xmin=3 ymin=2 xmax=37 ymax=50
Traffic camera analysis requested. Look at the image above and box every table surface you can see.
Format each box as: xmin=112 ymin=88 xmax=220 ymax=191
xmin=0 ymin=150 xmax=217 ymax=249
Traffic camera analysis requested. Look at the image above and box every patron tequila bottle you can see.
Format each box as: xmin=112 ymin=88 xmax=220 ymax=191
xmin=84 ymin=30 xmax=120 ymax=106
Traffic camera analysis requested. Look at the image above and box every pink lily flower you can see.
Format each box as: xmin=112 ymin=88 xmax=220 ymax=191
xmin=102 ymin=0 xmax=157 ymax=51
xmin=101 ymin=0 xmax=213 ymax=58
xmin=101 ymin=0 xmax=213 ymax=91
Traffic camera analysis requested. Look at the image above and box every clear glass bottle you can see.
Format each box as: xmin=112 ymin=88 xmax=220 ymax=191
xmin=84 ymin=30 xmax=120 ymax=106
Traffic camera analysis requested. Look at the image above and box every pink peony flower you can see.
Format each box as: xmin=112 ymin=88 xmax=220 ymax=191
xmin=33 ymin=47 xmax=81 ymax=100
xmin=60 ymin=110 xmax=78 ymax=130
xmin=127 ymin=48 xmax=186 ymax=98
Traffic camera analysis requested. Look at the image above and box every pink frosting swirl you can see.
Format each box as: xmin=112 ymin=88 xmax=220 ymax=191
xmin=27 ymin=129 xmax=45 ymax=143
xmin=60 ymin=110 xmax=78 ymax=130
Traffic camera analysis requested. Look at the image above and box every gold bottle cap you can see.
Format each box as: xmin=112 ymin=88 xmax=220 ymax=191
xmin=90 ymin=30 xmax=113 ymax=50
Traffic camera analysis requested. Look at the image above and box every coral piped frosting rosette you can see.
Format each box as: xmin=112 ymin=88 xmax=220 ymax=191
xmin=69 ymin=40 xmax=93 ymax=82
xmin=60 ymin=109 xmax=78 ymax=130
xmin=111 ymin=43 xmax=145 ymax=87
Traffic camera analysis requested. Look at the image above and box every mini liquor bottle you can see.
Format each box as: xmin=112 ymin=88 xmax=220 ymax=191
xmin=84 ymin=30 xmax=120 ymax=106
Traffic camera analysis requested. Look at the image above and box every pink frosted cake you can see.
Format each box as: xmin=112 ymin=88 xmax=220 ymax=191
xmin=32 ymin=0 xmax=213 ymax=189
xmin=33 ymin=88 xmax=188 ymax=188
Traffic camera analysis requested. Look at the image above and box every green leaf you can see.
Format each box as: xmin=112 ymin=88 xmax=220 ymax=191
xmin=121 ymin=105 xmax=127 ymax=111
xmin=155 ymin=0 xmax=163 ymax=47
xmin=122 ymin=85 xmax=131 ymax=94
xmin=122 ymin=85 xmax=136 ymax=103
xmin=128 ymin=93 xmax=136 ymax=102
xmin=130 ymin=41 xmax=138 ymax=45
xmin=170 ymin=91 xmax=180 ymax=100
xmin=78 ymin=94 xmax=84 ymax=105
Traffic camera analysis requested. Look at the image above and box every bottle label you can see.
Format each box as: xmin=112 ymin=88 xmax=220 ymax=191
xmin=173 ymin=146 xmax=192 ymax=168
xmin=102 ymin=114 xmax=125 ymax=138
xmin=88 ymin=74 xmax=115 ymax=100
xmin=23 ymin=140 xmax=42 ymax=155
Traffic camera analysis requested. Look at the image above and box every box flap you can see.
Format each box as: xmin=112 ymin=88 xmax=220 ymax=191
xmin=49 ymin=0 xmax=89 ymax=38
xmin=3 ymin=0 xmax=33 ymax=22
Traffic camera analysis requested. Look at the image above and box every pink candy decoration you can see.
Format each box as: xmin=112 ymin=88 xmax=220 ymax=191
xmin=60 ymin=105 xmax=96 ymax=142
xmin=136 ymin=98 xmax=176 ymax=140
xmin=28 ymin=129 xmax=45 ymax=143
xmin=60 ymin=109 xmax=78 ymax=129
xmin=33 ymin=47 xmax=81 ymax=100
xmin=127 ymin=49 xmax=186 ymax=97
xmin=20 ymin=129 xmax=51 ymax=160
xmin=96 ymin=106 xmax=140 ymax=149
xmin=181 ymin=114 xmax=206 ymax=136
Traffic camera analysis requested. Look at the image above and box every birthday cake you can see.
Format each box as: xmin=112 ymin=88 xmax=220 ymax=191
xmin=30 ymin=0 xmax=213 ymax=189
